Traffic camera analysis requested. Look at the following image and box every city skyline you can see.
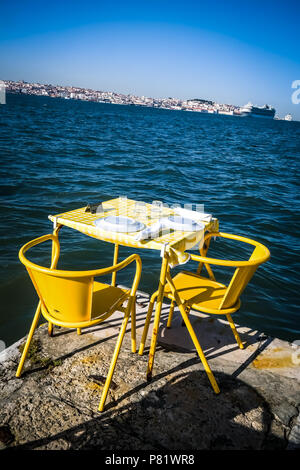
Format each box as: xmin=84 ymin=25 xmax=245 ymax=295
xmin=4 ymin=79 xmax=293 ymax=121
xmin=1 ymin=0 xmax=299 ymax=119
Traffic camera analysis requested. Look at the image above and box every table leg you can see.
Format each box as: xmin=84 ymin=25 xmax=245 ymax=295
xmin=146 ymin=253 xmax=169 ymax=381
xmin=131 ymin=297 xmax=136 ymax=353
xmin=138 ymin=290 xmax=158 ymax=355
xmin=48 ymin=224 xmax=63 ymax=336
xmin=111 ymin=244 xmax=119 ymax=287
xmin=197 ymin=235 xmax=215 ymax=281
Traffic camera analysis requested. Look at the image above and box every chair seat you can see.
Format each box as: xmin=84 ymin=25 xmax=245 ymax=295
xmin=91 ymin=282 xmax=129 ymax=319
xmin=164 ymin=271 xmax=240 ymax=314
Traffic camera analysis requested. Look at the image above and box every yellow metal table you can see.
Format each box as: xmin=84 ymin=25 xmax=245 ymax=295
xmin=49 ymin=197 xmax=219 ymax=386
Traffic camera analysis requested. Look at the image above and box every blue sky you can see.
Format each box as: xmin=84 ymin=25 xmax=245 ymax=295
xmin=1 ymin=0 xmax=299 ymax=118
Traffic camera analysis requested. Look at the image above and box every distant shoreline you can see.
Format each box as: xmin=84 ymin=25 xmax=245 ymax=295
xmin=5 ymin=90 xmax=298 ymax=124
xmin=3 ymin=79 xmax=290 ymax=120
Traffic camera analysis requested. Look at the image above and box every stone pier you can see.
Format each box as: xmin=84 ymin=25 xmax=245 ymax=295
xmin=0 ymin=297 xmax=299 ymax=451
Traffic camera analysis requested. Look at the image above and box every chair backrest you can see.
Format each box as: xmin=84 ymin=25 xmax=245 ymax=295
xmin=28 ymin=267 xmax=94 ymax=323
xmin=19 ymin=233 xmax=142 ymax=325
xmin=20 ymin=233 xmax=95 ymax=323
xmin=219 ymin=243 xmax=269 ymax=310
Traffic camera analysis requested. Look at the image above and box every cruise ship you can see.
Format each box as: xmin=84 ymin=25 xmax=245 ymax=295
xmin=240 ymin=102 xmax=275 ymax=119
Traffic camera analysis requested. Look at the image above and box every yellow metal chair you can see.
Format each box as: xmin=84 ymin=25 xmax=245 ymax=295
xmin=139 ymin=232 xmax=270 ymax=391
xmin=16 ymin=232 xmax=142 ymax=412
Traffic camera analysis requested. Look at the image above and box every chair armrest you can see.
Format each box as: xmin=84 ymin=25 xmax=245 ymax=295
xmin=19 ymin=233 xmax=60 ymax=270
xmin=204 ymin=231 xmax=255 ymax=244
xmin=93 ymin=254 xmax=142 ymax=298
xmin=108 ymin=254 xmax=142 ymax=297
xmin=191 ymin=230 xmax=270 ymax=267
xmin=190 ymin=253 xmax=258 ymax=268
xmin=19 ymin=234 xmax=142 ymax=286
xmin=93 ymin=253 xmax=142 ymax=277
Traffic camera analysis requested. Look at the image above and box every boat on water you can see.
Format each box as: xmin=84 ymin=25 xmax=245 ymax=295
xmin=240 ymin=102 xmax=275 ymax=119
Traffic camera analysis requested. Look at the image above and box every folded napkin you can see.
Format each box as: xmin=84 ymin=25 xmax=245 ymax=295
xmin=135 ymin=213 xmax=206 ymax=241
xmin=173 ymin=207 xmax=212 ymax=222
xmin=135 ymin=220 xmax=167 ymax=241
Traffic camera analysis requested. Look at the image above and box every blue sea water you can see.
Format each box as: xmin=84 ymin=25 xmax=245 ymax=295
xmin=0 ymin=93 xmax=299 ymax=347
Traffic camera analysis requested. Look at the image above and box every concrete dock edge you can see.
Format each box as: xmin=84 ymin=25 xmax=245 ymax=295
xmin=0 ymin=302 xmax=299 ymax=450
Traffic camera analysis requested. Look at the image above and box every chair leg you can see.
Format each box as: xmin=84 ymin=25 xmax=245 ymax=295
xmin=138 ymin=291 xmax=158 ymax=356
xmin=226 ymin=314 xmax=244 ymax=349
xmin=131 ymin=297 xmax=136 ymax=353
xmin=16 ymin=302 xmax=42 ymax=377
xmin=98 ymin=299 xmax=132 ymax=412
xmin=165 ymin=272 xmax=219 ymax=394
xmin=179 ymin=303 xmax=220 ymax=394
xmin=48 ymin=322 xmax=54 ymax=337
xmin=166 ymin=301 xmax=175 ymax=328
xmin=181 ymin=305 xmax=190 ymax=327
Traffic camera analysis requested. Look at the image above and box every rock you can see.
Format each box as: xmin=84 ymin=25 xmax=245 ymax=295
xmin=274 ymin=402 xmax=298 ymax=427
xmin=0 ymin=425 xmax=14 ymax=449
xmin=0 ymin=306 xmax=299 ymax=451
xmin=287 ymin=414 xmax=300 ymax=449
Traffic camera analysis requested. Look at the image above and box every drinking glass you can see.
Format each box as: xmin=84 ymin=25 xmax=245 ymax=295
xmin=118 ymin=195 xmax=128 ymax=215
xmin=118 ymin=195 xmax=127 ymax=204
xmin=151 ymin=200 xmax=163 ymax=218
xmin=134 ymin=201 xmax=146 ymax=217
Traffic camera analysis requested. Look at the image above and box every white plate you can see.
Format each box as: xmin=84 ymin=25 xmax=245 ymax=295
xmin=163 ymin=216 xmax=205 ymax=232
xmin=94 ymin=216 xmax=145 ymax=233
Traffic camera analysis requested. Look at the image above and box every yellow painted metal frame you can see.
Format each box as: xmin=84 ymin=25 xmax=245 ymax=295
xmin=16 ymin=226 xmax=142 ymax=412
xmin=139 ymin=232 xmax=270 ymax=394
